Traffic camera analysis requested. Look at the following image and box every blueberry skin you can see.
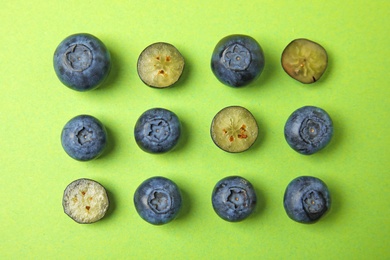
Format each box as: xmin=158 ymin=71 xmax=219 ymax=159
xmin=284 ymin=176 xmax=331 ymax=224
xmin=284 ymin=106 xmax=333 ymax=155
xmin=211 ymin=34 xmax=265 ymax=87
xmin=212 ymin=176 xmax=257 ymax=222
xmin=134 ymin=108 xmax=181 ymax=154
xmin=61 ymin=115 xmax=107 ymax=161
xmin=134 ymin=176 xmax=182 ymax=225
xmin=53 ymin=33 xmax=111 ymax=91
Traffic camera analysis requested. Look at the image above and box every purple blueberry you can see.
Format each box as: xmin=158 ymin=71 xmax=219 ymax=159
xmin=53 ymin=33 xmax=111 ymax=91
xmin=284 ymin=176 xmax=331 ymax=224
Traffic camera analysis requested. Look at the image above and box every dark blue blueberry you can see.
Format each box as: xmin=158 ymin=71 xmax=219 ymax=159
xmin=134 ymin=176 xmax=182 ymax=225
xmin=61 ymin=115 xmax=107 ymax=161
xmin=284 ymin=176 xmax=331 ymax=224
xmin=284 ymin=106 xmax=333 ymax=155
xmin=212 ymin=176 xmax=257 ymax=222
xmin=53 ymin=33 xmax=111 ymax=91
xmin=134 ymin=108 xmax=181 ymax=154
xmin=211 ymin=35 xmax=265 ymax=87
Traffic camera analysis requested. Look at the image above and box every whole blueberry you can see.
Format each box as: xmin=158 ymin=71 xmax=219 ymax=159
xmin=134 ymin=108 xmax=181 ymax=154
xmin=211 ymin=34 xmax=265 ymax=87
xmin=284 ymin=106 xmax=333 ymax=155
xmin=212 ymin=176 xmax=257 ymax=222
xmin=61 ymin=115 xmax=107 ymax=161
xmin=53 ymin=33 xmax=111 ymax=91
xmin=284 ymin=176 xmax=331 ymax=224
xmin=134 ymin=176 xmax=182 ymax=225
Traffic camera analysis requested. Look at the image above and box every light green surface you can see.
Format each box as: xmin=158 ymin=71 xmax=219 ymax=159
xmin=1 ymin=1 xmax=389 ymax=259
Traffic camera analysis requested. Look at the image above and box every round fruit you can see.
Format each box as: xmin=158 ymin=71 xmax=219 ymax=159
xmin=134 ymin=108 xmax=181 ymax=154
xmin=284 ymin=106 xmax=333 ymax=155
xmin=134 ymin=176 xmax=182 ymax=225
xmin=137 ymin=42 xmax=185 ymax=88
xmin=284 ymin=176 xmax=331 ymax=224
xmin=211 ymin=34 xmax=265 ymax=87
xmin=281 ymin=38 xmax=328 ymax=84
xmin=212 ymin=176 xmax=257 ymax=222
xmin=210 ymin=106 xmax=258 ymax=153
xmin=61 ymin=115 xmax=107 ymax=161
xmin=62 ymin=178 xmax=109 ymax=224
xmin=53 ymin=33 xmax=111 ymax=91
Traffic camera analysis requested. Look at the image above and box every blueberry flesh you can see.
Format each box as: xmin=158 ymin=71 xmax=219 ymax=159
xmin=212 ymin=176 xmax=257 ymax=222
xmin=61 ymin=115 xmax=107 ymax=161
xmin=211 ymin=34 xmax=265 ymax=87
xmin=283 ymin=176 xmax=331 ymax=224
xmin=284 ymin=106 xmax=333 ymax=155
xmin=134 ymin=108 xmax=181 ymax=154
xmin=53 ymin=33 xmax=111 ymax=91
xmin=134 ymin=176 xmax=182 ymax=225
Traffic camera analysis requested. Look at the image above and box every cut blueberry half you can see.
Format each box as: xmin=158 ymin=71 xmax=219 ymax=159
xmin=61 ymin=115 xmax=107 ymax=161
xmin=212 ymin=176 xmax=257 ymax=222
xmin=211 ymin=106 xmax=258 ymax=153
xmin=281 ymin=38 xmax=328 ymax=84
xmin=134 ymin=176 xmax=182 ymax=225
xmin=137 ymin=42 xmax=185 ymax=88
xmin=53 ymin=33 xmax=111 ymax=91
xmin=62 ymin=178 xmax=109 ymax=224
xmin=283 ymin=176 xmax=331 ymax=224
xmin=284 ymin=106 xmax=333 ymax=155
xmin=211 ymin=35 xmax=265 ymax=87
xmin=134 ymin=108 xmax=181 ymax=154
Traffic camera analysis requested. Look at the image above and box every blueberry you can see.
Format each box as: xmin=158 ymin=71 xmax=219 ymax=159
xmin=62 ymin=178 xmax=109 ymax=224
xmin=284 ymin=176 xmax=331 ymax=224
xmin=137 ymin=42 xmax=185 ymax=88
xmin=134 ymin=176 xmax=182 ymax=225
xmin=284 ymin=106 xmax=333 ymax=155
xmin=134 ymin=108 xmax=181 ymax=154
xmin=281 ymin=38 xmax=328 ymax=84
xmin=61 ymin=115 xmax=107 ymax=161
xmin=53 ymin=33 xmax=111 ymax=91
xmin=212 ymin=176 xmax=257 ymax=222
xmin=211 ymin=35 xmax=265 ymax=87
xmin=210 ymin=106 xmax=258 ymax=153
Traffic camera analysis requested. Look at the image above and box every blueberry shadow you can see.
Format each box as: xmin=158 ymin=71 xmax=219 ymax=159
xmin=251 ymin=185 xmax=267 ymax=220
xmin=97 ymin=125 xmax=116 ymax=160
xmin=171 ymin=118 xmax=189 ymax=153
xmin=319 ymin=176 xmax=342 ymax=224
xmin=96 ymin=48 xmax=122 ymax=91
xmin=175 ymin=188 xmax=191 ymax=222
xmin=101 ymin=186 xmax=116 ymax=222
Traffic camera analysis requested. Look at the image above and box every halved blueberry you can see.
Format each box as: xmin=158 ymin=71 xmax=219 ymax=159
xmin=53 ymin=33 xmax=111 ymax=91
xmin=62 ymin=178 xmax=109 ymax=224
xmin=281 ymin=38 xmax=328 ymax=84
xmin=137 ymin=42 xmax=185 ymax=88
xmin=210 ymin=106 xmax=258 ymax=153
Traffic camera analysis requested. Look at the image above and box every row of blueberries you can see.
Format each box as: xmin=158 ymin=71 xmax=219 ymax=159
xmin=62 ymin=175 xmax=331 ymax=225
xmin=60 ymin=105 xmax=334 ymax=160
xmin=53 ymin=33 xmax=328 ymax=92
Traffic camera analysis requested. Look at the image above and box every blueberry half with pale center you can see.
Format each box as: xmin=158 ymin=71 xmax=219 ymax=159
xmin=134 ymin=176 xmax=182 ymax=225
xmin=61 ymin=115 xmax=107 ymax=161
xmin=212 ymin=176 xmax=257 ymax=222
xmin=211 ymin=34 xmax=265 ymax=87
xmin=283 ymin=176 xmax=331 ymax=224
xmin=53 ymin=33 xmax=111 ymax=91
xmin=284 ymin=106 xmax=333 ymax=155
xmin=134 ymin=108 xmax=181 ymax=154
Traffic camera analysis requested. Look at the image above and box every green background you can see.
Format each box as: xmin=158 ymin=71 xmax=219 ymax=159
xmin=1 ymin=0 xmax=389 ymax=259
